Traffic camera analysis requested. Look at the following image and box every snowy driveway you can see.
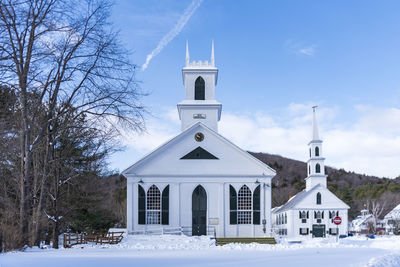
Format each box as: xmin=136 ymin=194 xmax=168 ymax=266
xmin=1 ymin=235 xmax=400 ymax=267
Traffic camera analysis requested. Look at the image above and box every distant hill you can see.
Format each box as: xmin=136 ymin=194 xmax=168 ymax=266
xmin=249 ymin=152 xmax=400 ymax=219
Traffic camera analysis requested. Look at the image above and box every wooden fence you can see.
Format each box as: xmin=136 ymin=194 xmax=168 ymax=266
xmin=63 ymin=231 xmax=125 ymax=248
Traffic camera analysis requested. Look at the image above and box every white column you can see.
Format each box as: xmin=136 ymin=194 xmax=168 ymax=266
xmin=127 ymin=180 xmax=134 ymax=233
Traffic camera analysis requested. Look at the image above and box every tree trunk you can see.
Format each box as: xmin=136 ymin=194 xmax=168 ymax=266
xmin=52 ymin=220 xmax=59 ymax=249
xmin=33 ymin=130 xmax=52 ymax=247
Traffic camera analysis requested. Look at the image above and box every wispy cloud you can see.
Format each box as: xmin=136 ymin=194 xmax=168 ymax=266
xmin=142 ymin=0 xmax=203 ymax=71
xmin=285 ymin=39 xmax=317 ymax=56
xmin=298 ymin=45 xmax=316 ymax=56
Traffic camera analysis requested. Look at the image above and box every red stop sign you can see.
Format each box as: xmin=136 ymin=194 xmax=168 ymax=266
xmin=333 ymin=216 xmax=342 ymax=225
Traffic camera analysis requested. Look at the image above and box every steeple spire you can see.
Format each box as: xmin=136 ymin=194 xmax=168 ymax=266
xmin=312 ymin=105 xmax=319 ymax=140
xmin=305 ymin=105 xmax=327 ymax=191
xmin=211 ymin=40 xmax=215 ymax=66
xmin=186 ymin=40 xmax=190 ymax=66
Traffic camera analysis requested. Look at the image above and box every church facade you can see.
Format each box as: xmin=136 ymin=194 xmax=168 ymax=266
xmin=272 ymin=109 xmax=350 ymax=238
xmin=122 ymin=43 xmax=276 ymax=237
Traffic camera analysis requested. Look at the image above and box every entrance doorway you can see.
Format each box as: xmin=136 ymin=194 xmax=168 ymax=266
xmin=312 ymin=224 xmax=326 ymax=237
xmin=192 ymin=185 xmax=207 ymax=236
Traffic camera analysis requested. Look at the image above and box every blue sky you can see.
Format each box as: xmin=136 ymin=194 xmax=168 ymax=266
xmin=109 ymin=0 xmax=400 ymax=178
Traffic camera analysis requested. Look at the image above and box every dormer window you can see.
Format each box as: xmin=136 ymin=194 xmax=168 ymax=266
xmin=195 ymin=76 xmax=205 ymax=100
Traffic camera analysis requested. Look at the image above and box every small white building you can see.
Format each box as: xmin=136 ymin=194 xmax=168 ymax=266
xmin=273 ymin=108 xmax=350 ymax=238
xmin=122 ymin=43 xmax=276 ymax=237
xmin=384 ymin=204 xmax=400 ymax=234
xmin=350 ymin=209 xmax=374 ymax=234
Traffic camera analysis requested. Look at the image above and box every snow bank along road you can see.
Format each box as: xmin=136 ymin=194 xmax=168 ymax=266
xmin=1 ymin=235 xmax=400 ymax=267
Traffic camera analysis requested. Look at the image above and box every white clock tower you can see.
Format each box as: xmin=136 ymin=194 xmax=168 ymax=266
xmin=177 ymin=41 xmax=222 ymax=132
xmin=305 ymin=106 xmax=328 ymax=190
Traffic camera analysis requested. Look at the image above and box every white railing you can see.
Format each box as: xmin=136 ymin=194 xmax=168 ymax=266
xmin=130 ymin=226 xmax=216 ymax=238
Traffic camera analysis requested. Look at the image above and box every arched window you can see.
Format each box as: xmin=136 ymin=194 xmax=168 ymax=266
xmin=138 ymin=185 xmax=146 ymax=225
xmin=284 ymin=213 xmax=287 ymax=224
xmin=316 ymin=163 xmax=321 ymax=173
xmin=309 ymin=165 xmax=311 ymax=175
xmin=309 ymin=148 xmax=311 ymax=157
xmin=195 ymin=76 xmax=205 ymax=100
xmin=316 ymin=192 xmax=321 ymax=205
xmin=229 ymin=185 xmax=237 ymax=224
xmin=238 ymin=185 xmax=252 ymax=224
xmin=315 ymin=146 xmax=320 ymax=157
xmin=253 ymin=185 xmax=261 ymax=225
xmin=161 ymin=185 xmax=169 ymax=225
xmin=146 ymin=185 xmax=161 ymax=224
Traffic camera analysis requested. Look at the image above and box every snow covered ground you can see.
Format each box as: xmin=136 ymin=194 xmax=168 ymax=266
xmin=1 ymin=235 xmax=400 ymax=267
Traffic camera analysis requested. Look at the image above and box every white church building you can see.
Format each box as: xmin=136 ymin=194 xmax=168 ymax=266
xmin=272 ymin=109 xmax=350 ymax=238
xmin=122 ymin=43 xmax=276 ymax=237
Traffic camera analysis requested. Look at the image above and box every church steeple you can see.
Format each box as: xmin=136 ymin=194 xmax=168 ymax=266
xmin=177 ymin=41 xmax=222 ymax=132
xmin=305 ymin=106 xmax=327 ymax=191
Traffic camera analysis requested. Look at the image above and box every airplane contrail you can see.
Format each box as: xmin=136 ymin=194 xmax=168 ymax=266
xmin=142 ymin=0 xmax=203 ymax=71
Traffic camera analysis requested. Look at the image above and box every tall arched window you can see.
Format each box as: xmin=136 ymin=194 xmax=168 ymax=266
xmin=253 ymin=185 xmax=261 ymax=225
xmin=316 ymin=163 xmax=321 ymax=173
xmin=229 ymin=185 xmax=237 ymax=224
xmin=238 ymin=185 xmax=252 ymax=224
xmin=195 ymin=76 xmax=205 ymax=100
xmin=284 ymin=213 xmax=287 ymax=224
xmin=309 ymin=165 xmax=311 ymax=175
xmin=309 ymin=148 xmax=311 ymax=157
xmin=146 ymin=185 xmax=161 ymax=224
xmin=161 ymin=185 xmax=169 ymax=225
xmin=316 ymin=192 xmax=321 ymax=205
xmin=315 ymin=146 xmax=320 ymax=157
xmin=138 ymin=185 xmax=146 ymax=225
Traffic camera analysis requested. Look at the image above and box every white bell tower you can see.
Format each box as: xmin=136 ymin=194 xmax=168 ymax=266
xmin=177 ymin=41 xmax=222 ymax=132
xmin=305 ymin=106 xmax=328 ymax=191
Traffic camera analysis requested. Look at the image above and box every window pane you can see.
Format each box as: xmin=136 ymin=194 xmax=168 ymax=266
xmin=147 ymin=185 xmax=161 ymax=224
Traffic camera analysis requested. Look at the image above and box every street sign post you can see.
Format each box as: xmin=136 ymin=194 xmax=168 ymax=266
xmin=333 ymin=216 xmax=342 ymax=242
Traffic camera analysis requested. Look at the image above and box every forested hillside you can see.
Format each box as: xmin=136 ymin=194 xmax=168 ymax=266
xmin=250 ymin=152 xmax=400 ymax=219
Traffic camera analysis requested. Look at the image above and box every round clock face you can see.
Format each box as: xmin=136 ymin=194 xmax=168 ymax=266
xmin=194 ymin=132 xmax=204 ymax=142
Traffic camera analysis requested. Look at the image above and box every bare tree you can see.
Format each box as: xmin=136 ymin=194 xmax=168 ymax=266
xmin=367 ymin=199 xmax=386 ymax=234
xmin=0 ymin=0 xmax=145 ymax=247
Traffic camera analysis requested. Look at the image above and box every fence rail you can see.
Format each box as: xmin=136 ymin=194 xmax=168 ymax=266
xmin=130 ymin=226 xmax=216 ymax=239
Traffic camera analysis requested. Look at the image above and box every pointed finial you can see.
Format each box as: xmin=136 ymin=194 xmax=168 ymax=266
xmin=211 ymin=40 xmax=215 ymax=66
xmin=186 ymin=40 xmax=190 ymax=66
xmin=312 ymin=106 xmax=319 ymax=140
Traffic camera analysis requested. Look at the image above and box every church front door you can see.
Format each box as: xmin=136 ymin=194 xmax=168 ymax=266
xmin=312 ymin=224 xmax=326 ymax=238
xmin=192 ymin=185 xmax=207 ymax=236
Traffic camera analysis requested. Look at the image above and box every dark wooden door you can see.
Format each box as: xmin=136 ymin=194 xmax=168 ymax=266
xmin=192 ymin=185 xmax=207 ymax=236
xmin=312 ymin=224 xmax=325 ymax=237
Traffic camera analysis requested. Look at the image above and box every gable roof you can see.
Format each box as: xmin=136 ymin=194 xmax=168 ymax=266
xmin=122 ymin=122 xmax=276 ymax=178
xmin=273 ymin=184 xmax=350 ymax=213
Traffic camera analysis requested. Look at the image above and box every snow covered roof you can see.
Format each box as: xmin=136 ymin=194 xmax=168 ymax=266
xmin=351 ymin=213 xmax=373 ymax=229
xmin=273 ymin=189 xmax=308 ymax=214
xmin=385 ymin=203 xmax=400 ymax=219
xmin=272 ymin=184 xmax=350 ymax=214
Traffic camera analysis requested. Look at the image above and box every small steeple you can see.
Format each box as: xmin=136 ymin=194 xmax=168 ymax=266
xmin=186 ymin=40 xmax=190 ymax=66
xmin=211 ymin=40 xmax=215 ymax=66
xmin=312 ymin=105 xmax=319 ymax=140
